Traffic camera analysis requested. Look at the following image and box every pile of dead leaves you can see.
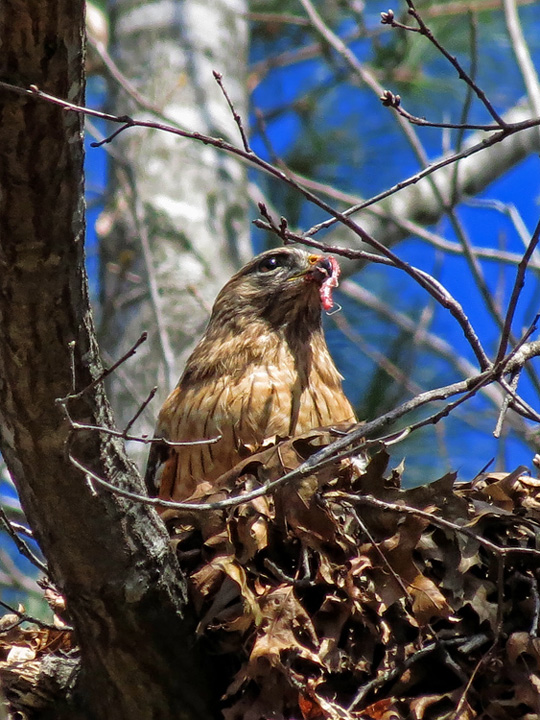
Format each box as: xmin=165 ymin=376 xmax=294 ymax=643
xmin=162 ymin=429 xmax=540 ymax=720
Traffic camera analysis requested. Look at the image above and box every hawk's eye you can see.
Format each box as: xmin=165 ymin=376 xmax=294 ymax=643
xmin=257 ymin=254 xmax=286 ymax=274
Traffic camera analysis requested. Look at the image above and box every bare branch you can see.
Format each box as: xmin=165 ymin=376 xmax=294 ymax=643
xmin=0 ymin=507 xmax=48 ymax=576
xmin=496 ymin=219 xmax=540 ymax=363
xmin=213 ymin=71 xmax=252 ymax=153
xmin=382 ymin=2 xmax=506 ymax=125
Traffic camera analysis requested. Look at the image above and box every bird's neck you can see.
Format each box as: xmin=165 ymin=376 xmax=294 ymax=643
xmin=182 ymin=311 xmax=335 ymax=386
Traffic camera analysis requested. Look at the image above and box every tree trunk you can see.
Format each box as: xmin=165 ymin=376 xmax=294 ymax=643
xmin=99 ymin=0 xmax=251 ymax=450
xmin=0 ymin=3 xmax=218 ymax=718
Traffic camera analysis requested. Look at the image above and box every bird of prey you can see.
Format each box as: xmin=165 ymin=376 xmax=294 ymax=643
xmin=144 ymin=246 xmax=356 ymax=502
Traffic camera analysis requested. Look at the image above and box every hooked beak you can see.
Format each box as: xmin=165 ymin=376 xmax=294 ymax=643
xmin=288 ymin=254 xmax=334 ymax=282
xmin=304 ymin=255 xmax=334 ymax=284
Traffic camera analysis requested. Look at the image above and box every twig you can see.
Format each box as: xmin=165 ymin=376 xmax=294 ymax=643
xmin=121 ymin=166 xmax=178 ymax=391
xmin=380 ymin=90 xmax=500 ymax=130
xmin=331 ymin=311 xmax=423 ymax=396
xmin=246 ymin=12 xmax=310 ymax=26
xmin=263 ymin=558 xmax=313 ymax=588
xmin=0 ymin=599 xmax=72 ymax=632
xmin=427 ymin=0 xmax=535 ymax=16
xmin=248 ymin=27 xmax=366 ymax=88
xmin=8 ymin=522 xmax=34 ymax=539
xmin=0 ymin=507 xmax=48 ymax=575
xmin=451 ymin=11 xmax=478 ymax=204
xmin=335 ymin=492 xmax=540 ymax=560
xmin=290 ymin=176 xmax=540 ymax=269
xmin=101 ymin=349 xmax=157 ymax=427
xmin=68 ymin=420 xmax=221 ymax=447
xmin=87 ymin=33 xmax=170 ymax=119
xmin=68 ymin=340 xmax=76 ymax=393
xmin=495 ymin=218 xmax=540 ymax=364
xmin=58 ymin=332 xmax=147 ymax=402
xmin=453 ymin=640 xmax=497 ymax=717
xmin=0 ymin=547 xmax=42 ymax=594
xmin=348 ymin=506 xmax=414 ymax=604
xmin=382 ymin=3 xmax=506 ymax=126
xmin=495 ymin=554 xmax=506 ymax=637
xmin=213 ymin=71 xmax=252 ymax=153
xmin=348 ymin=636 xmax=488 ymax=710
xmin=494 ymin=370 xmax=520 ymax=438
xmin=464 ymin=197 xmax=537 ymax=256
xmin=59 ymin=392 xmax=222 ymax=447
xmin=123 ymin=387 xmax=157 ymax=437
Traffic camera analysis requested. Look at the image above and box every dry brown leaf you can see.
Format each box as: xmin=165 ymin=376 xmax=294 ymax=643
xmin=408 ymin=573 xmax=453 ymax=624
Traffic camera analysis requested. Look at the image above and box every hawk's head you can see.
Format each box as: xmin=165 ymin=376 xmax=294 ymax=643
xmin=211 ymin=246 xmax=341 ymax=330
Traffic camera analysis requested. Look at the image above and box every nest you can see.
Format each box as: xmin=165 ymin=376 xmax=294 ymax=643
xmin=162 ymin=430 xmax=540 ymax=720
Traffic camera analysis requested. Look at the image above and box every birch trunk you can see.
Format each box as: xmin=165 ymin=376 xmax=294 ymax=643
xmin=100 ymin=0 xmax=251 ymax=450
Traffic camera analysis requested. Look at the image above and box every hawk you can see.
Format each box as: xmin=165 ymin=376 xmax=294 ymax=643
xmin=144 ymin=246 xmax=356 ymax=502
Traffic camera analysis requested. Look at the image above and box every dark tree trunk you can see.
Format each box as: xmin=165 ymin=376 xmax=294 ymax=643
xmin=0 ymin=3 xmax=217 ymax=718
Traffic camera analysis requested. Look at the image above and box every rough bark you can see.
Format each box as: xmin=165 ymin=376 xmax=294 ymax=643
xmin=99 ymin=0 xmax=251 ymax=448
xmin=0 ymin=2 xmax=217 ymax=718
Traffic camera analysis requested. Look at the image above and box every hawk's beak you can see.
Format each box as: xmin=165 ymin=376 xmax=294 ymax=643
xmin=288 ymin=254 xmax=334 ymax=283
xmin=303 ymin=255 xmax=335 ymax=285
xmin=307 ymin=255 xmax=334 ymax=283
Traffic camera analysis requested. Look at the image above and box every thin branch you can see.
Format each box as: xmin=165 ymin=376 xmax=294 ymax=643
xmin=213 ymin=71 xmax=252 ymax=153
xmin=281 ymin=174 xmax=540 ymax=270
xmin=246 ymin=12 xmax=310 ymax=26
xmin=496 ymin=218 xmax=540 ymax=363
xmin=331 ymin=311 xmax=423 ymax=396
xmin=382 ymin=3 xmax=506 ymax=125
xmin=121 ymin=167 xmax=178 ymax=391
xmin=248 ymin=27 xmax=366 ymax=89
xmin=0 ymin=507 xmax=48 ymax=575
xmin=123 ymin=387 xmax=157 ymax=437
xmin=494 ymin=370 xmax=520 ymax=437
xmin=427 ymin=0 xmax=535 ymax=16
xmin=0 ymin=600 xmax=72 ymax=632
xmin=451 ymin=11 xmax=479 ymax=204
xmin=348 ymin=636 xmax=487 ymax=710
xmin=68 ymin=421 xmax=222 ymax=448
xmin=464 ymin=197 xmax=538 ymax=254
xmin=59 ymin=332 xmax=147 ymax=402
xmin=335 ymin=492 xmax=540 ymax=560
xmin=380 ymin=90 xmax=500 ymax=131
